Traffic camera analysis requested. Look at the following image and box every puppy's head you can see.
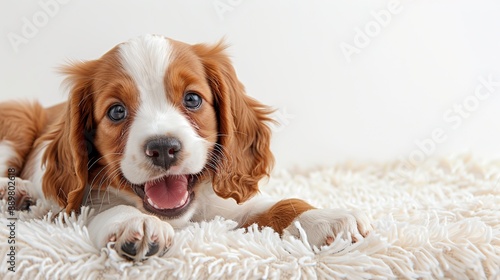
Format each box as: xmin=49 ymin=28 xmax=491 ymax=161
xmin=43 ymin=35 xmax=274 ymax=219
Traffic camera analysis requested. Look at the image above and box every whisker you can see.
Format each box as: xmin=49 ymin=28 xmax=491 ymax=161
xmin=98 ymin=169 xmax=124 ymax=212
xmin=87 ymin=152 xmax=123 ymax=171
xmin=86 ymin=158 xmax=124 ymax=205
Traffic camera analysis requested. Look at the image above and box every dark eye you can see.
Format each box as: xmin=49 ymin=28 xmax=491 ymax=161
xmin=183 ymin=92 xmax=202 ymax=110
xmin=107 ymin=103 xmax=127 ymax=122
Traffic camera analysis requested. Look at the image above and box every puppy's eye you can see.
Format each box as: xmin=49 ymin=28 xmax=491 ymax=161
xmin=107 ymin=103 xmax=127 ymax=122
xmin=183 ymin=92 xmax=202 ymax=110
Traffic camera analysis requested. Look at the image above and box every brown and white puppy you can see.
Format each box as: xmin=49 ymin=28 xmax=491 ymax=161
xmin=0 ymin=35 xmax=371 ymax=261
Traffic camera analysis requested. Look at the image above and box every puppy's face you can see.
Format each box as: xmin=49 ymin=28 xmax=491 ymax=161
xmin=47 ymin=34 xmax=274 ymax=220
xmin=84 ymin=36 xmax=218 ymax=218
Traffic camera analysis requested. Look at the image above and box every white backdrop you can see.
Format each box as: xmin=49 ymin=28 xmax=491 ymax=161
xmin=1 ymin=0 xmax=500 ymax=170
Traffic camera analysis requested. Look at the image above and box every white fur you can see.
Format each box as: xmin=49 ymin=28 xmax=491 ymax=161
xmin=26 ymin=143 xmax=48 ymax=202
xmin=118 ymin=35 xmax=210 ymax=184
xmin=284 ymin=209 xmax=372 ymax=248
xmin=87 ymin=205 xmax=174 ymax=261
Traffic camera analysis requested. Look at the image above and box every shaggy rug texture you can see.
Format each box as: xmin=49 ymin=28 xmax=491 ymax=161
xmin=1 ymin=156 xmax=500 ymax=279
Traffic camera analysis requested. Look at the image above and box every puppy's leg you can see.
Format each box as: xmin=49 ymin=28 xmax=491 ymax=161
xmin=243 ymin=199 xmax=372 ymax=248
xmin=198 ymin=188 xmax=372 ymax=248
xmin=0 ymin=101 xmax=46 ymax=209
xmin=87 ymin=205 xmax=174 ymax=261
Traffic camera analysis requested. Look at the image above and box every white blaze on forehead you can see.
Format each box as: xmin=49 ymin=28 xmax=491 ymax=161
xmin=119 ymin=34 xmax=190 ymax=136
xmin=118 ymin=34 xmax=172 ymax=105
xmin=118 ymin=34 xmax=176 ymax=130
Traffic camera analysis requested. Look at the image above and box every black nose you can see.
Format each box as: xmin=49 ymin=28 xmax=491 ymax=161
xmin=144 ymin=137 xmax=182 ymax=169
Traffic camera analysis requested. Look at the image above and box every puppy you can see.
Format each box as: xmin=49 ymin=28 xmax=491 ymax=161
xmin=0 ymin=35 xmax=371 ymax=261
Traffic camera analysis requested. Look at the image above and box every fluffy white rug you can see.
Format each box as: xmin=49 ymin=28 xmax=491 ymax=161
xmin=1 ymin=156 xmax=500 ymax=279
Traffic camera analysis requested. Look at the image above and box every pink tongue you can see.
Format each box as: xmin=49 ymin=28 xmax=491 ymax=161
xmin=144 ymin=175 xmax=188 ymax=209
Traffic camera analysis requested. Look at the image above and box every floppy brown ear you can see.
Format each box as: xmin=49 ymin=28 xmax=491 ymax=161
xmin=193 ymin=42 xmax=275 ymax=204
xmin=41 ymin=61 xmax=96 ymax=213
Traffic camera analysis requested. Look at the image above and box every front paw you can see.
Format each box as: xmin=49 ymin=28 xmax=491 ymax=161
xmin=109 ymin=215 xmax=174 ymax=261
xmin=283 ymin=209 xmax=372 ymax=248
xmin=88 ymin=205 xmax=174 ymax=261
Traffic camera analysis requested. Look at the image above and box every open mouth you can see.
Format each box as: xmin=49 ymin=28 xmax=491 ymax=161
xmin=132 ymin=175 xmax=196 ymax=218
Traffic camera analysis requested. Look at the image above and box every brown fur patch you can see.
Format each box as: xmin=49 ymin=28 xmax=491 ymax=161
xmin=242 ymin=199 xmax=315 ymax=235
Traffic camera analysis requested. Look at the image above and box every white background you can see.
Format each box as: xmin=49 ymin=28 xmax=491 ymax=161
xmin=1 ymin=0 xmax=500 ymax=170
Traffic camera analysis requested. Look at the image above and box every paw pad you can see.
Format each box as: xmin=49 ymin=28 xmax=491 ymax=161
xmin=145 ymin=242 xmax=160 ymax=257
xmin=121 ymin=241 xmax=138 ymax=257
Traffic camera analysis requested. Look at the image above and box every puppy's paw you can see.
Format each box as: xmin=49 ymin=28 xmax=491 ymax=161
xmin=88 ymin=205 xmax=174 ymax=262
xmin=283 ymin=209 xmax=372 ymax=248
xmin=0 ymin=177 xmax=36 ymax=211
xmin=109 ymin=215 xmax=174 ymax=261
